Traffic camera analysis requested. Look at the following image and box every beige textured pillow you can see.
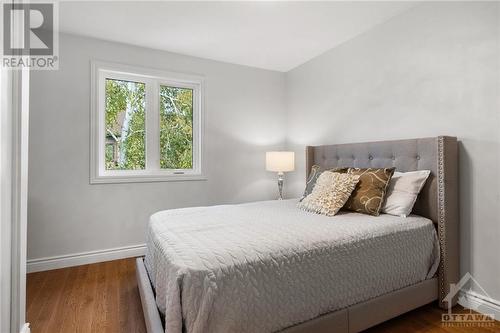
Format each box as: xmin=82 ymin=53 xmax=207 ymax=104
xmin=298 ymin=171 xmax=360 ymax=216
xmin=301 ymin=165 xmax=349 ymax=201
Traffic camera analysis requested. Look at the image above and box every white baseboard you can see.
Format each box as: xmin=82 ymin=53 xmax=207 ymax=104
xmin=27 ymin=244 xmax=146 ymax=273
xmin=459 ymin=290 xmax=500 ymax=320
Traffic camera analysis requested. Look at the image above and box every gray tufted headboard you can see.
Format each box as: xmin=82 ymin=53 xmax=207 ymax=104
xmin=305 ymin=136 xmax=459 ymax=308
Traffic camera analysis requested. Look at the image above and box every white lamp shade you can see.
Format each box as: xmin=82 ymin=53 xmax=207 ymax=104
xmin=266 ymin=151 xmax=295 ymax=172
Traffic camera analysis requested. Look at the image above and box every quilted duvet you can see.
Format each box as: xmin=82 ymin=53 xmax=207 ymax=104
xmin=144 ymin=199 xmax=439 ymax=333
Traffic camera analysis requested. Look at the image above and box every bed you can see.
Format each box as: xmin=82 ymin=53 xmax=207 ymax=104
xmin=136 ymin=136 xmax=459 ymax=333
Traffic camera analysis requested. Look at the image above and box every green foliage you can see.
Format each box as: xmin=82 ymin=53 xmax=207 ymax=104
xmin=105 ymin=144 xmax=114 ymax=163
xmin=105 ymin=79 xmax=146 ymax=170
xmin=104 ymin=79 xmax=193 ymax=171
xmin=159 ymin=86 xmax=193 ymax=169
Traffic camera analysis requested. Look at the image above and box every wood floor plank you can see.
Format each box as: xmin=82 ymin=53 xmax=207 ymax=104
xmin=104 ymin=261 xmax=119 ymax=333
xmin=90 ymin=261 xmax=110 ymax=333
xmin=27 ymin=258 xmax=499 ymax=333
xmin=26 ymin=271 xmax=47 ymax=316
xmin=55 ymin=265 xmax=86 ymax=333
xmin=75 ymin=263 xmax=99 ymax=333
xmin=31 ymin=268 xmax=71 ymax=333
xmin=118 ymin=258 xmax=145 ymax=333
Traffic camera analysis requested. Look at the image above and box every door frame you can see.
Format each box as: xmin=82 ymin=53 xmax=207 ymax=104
xmin=0 ymin=1 xmax=30 ymax=331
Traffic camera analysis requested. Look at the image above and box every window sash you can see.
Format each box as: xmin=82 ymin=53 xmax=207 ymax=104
xmin=90 ymin=61 xmax=204 ymax=184
xmin=103 ymin=76 xmax=147 ymax=171
xmin=157 ymin=80 xmax=199 ymax=171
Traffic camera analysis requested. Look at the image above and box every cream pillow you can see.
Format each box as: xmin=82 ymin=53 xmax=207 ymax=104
xmin=298 ymin=171 xmax=360 ymax=216
xmin=381 ymin=170 xmax=431 ymax=217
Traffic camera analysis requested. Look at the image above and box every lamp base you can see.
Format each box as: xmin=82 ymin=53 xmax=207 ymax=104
xmin=277 ymin=172 xmax=284 ymax=200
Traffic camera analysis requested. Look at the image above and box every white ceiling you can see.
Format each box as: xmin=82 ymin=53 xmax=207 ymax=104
xmin=59 ymin=1 xmax=416 ymax=72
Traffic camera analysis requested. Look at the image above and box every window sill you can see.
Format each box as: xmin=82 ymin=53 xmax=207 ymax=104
xmin=90 ymin=174 xmax=207 ymax=184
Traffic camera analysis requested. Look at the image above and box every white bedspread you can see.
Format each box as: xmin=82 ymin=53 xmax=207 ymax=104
xmin=144 ymin=199 xmax=439 ymax=333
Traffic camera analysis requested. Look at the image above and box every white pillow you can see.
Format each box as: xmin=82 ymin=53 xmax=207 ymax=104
xmin=381 ymin=170 xmax=431 ymax=217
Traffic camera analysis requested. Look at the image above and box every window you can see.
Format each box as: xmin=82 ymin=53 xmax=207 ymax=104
xmin=91 ymin=61 xmax=204 ymax=183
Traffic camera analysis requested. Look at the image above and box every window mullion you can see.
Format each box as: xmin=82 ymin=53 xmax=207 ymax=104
xmin=97 ymin=72 xmax=106 ymax=176
xmin=146 ymin=80 xmax=160 ymax=171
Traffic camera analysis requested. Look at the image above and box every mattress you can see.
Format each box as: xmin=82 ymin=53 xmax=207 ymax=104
xmin=144 ymin=199 xmax=440 ymax=333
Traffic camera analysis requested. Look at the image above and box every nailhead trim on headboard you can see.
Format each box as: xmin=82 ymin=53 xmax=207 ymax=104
xmin=437 ymin=136 xmax=447 ymax=307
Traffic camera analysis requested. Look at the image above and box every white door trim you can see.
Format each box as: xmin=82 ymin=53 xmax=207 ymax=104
xmin=1 ymin=62 xmax=15 ymax=333
xmin=0 ymin=2 xmax=30 ymax=330
xmin=10 ymin=66 xmax=30 ymax=333
xmin=0 ymin=67 xmax=30 ymax=333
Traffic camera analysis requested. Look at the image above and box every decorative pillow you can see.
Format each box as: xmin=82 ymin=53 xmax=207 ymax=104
xmin=301 ymin=165 xmax=348 ymax=201
xmin=298 ymin=171 xmax=360 ymax=216
xmin=343 ymin=167 xmax=395 ymax=216
xmin=301 ymin=165 xmax=321 ymax=200
xmin=381 ymin=170 xmax=431 ymax=217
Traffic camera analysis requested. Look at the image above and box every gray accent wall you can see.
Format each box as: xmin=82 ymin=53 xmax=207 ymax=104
xmin=285 ymin=2 xmax=500 ymax=301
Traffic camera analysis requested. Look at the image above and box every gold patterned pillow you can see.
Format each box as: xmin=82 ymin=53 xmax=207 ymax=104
xmin=343 ymin=167 xmax=395 ymax=216
xmin=298 ymin=171 xmax=360 ymax=216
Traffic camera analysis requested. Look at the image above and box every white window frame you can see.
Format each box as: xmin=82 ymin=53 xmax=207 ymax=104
xmin=90 ymin=61 xmax=205 ymax=184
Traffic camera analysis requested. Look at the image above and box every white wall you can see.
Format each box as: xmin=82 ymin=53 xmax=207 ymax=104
xmin=28 ymin=33 xmax=286 ymax=262
xmin=286 ymin=2 xmax=500 ymax=301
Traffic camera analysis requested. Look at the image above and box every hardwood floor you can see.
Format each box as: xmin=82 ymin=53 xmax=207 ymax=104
xmin=27 ymin=258 xmax=145 ymax=333
xmin=27 ymin=258 xmax=499 ymax=333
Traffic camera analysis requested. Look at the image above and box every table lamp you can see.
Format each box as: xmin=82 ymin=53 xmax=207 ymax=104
xmin=266 ymin=151 xmax=295 ymax=200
